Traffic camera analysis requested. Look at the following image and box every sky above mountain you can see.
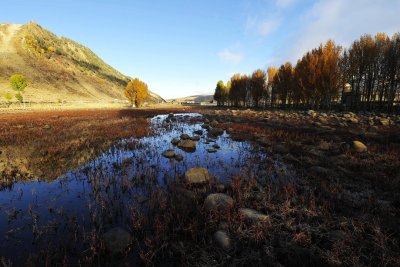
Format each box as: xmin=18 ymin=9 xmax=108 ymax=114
xmin=1 ymin=0 xmax=399 ymax=99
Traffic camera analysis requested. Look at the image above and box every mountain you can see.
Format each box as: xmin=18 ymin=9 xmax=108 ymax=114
xmin=169 ymin=95 xmax=214 ymax=103
xmin=0 ymin=21 xmax=164 ymax=103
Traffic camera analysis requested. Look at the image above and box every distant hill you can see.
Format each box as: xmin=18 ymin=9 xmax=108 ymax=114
xmin=0 ymin=21 xmax=164 ymax=103
xmin=169 ymin=95 xmax=213 ymax=103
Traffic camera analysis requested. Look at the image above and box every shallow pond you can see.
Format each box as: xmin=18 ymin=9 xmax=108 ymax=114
xmin=0 ymin=113 xmax=276 ymax=264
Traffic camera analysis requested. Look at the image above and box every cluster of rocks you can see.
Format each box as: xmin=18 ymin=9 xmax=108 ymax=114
xmin=183 ymin=167 xmax=269 ymax=251
xmin=162 ymin=115 xmax=225 ymax=159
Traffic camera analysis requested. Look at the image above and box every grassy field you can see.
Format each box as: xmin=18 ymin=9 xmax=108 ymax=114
xmin=0 ymin=107 xmax=399 ymax=266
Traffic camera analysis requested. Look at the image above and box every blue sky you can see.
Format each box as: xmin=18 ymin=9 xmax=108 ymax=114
xmin=1 ymin=0 xmax=400 ymax=99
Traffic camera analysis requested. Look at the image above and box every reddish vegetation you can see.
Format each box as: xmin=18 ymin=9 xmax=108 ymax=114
xmin=1 ymin=107 xmax=399 ymax=266
xmin=0 ymin=108 xmax=186 ymax=181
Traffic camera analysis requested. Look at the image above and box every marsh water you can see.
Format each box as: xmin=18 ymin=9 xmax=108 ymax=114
xmin=0 ymin=113 xmax=276 ymax=264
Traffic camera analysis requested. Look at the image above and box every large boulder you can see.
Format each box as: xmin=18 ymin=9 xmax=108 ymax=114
xmin=184 ymin=168 xmax=212 ymax=184
xmin=178 ymin=139 xmax=197 ymax=152
xmin=352 ymin=140 xmax=367 ymax=153
xmin=204 ymin=193 xmax=234 ymax=212
xmin=103 ymin=227 xmax=131 ymax=255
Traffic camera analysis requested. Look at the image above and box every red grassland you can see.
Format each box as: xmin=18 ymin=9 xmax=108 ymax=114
xmin=0 ymin=108 xmax=186 ymax=181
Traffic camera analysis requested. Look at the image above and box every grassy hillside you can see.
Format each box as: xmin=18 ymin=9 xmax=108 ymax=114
xmin=169 ymin=94 xmax=214 ymax=103
xmin=0 ymin=21 xmax=164 ymax=103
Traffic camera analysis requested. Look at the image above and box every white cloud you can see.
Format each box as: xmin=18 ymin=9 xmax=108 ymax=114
xmin=276 ymin=0 xmax=296 ymax=8
xmin=287 ymin=0 xmax=400 ymax=62
xmin=246 ymin=16 xmax=282 ymax=36
xmin=218 ymin=48 xmax=244 ymax=65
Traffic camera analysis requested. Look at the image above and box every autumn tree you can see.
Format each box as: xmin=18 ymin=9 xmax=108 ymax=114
xmin=249 ymin=69 xmax=267 ymax=108
xmin=229 ymin=74 xmax=242 ymax=107
xmin=267 ymin=67 xmax=278 ymax=107
xmin=124 ymin=78 xmax=149 ymax=107
xmin=273 ymin=62 xmax=294 ymax=106
xmin=214 ymin=80 xmax=229 ymax=106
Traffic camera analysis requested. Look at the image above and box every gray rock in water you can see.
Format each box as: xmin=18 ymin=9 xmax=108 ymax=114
xmin=180 ymin=133 xmax=190 ymax=140
xmin=213 ymin=231 xmax=232 ymax=251
xmin=171 ymin=138 xmax=180 ymax=145
xmin=352 ymin=140 xmax=367 ymax=153
xmin=204 ymin=193 xmax=234 ymax=212
xmin=213 ymin=144 xmax=220 ymax=149
xmin=184 ymin=168 xmax=211 ymax=184
xmin=240 ymin=208 xmax=269 ymax=223
xmin=103 ymin=227 xmax=131 ymax=255
xmin=207 ymin=148 xmax=217 ymax=153
xmin=162 ymin=149 xmax=175 ymax=158
xmin=178 ymin=139 xmax=197 ymax=152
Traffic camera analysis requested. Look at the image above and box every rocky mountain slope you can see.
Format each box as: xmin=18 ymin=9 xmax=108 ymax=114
xmin=0 ymin=21 xmax=164 ymax=103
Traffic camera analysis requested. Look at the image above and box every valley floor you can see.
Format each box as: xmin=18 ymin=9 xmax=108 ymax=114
xmin=0 ymin=107 xmax=399 ymax=266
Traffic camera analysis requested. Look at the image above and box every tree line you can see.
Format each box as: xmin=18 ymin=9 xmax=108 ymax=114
xmin=214 ymin=32 xmax=400 ymax=112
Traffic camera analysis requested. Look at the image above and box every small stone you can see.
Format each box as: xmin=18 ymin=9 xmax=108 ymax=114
xmin=379 ymin=118 xmax=390 ymax=126
xmin=216 ymin=184 xmax=225 ymax=192
xmin=174 ymin=154 xmax=183 ymax=161
xmin=212 ymin=144 xmax=220 ymax=149
xmin=210 ymin=120 xmax=219 ymax=127
xmin=190 ymin=135 xmax=201 ymax=141
xmin=226 ymin=128 xmax=234 ymax=134
xmin=240 ymin=208 xmax=269 ymax=223
xmin=171 ymin=138 xmax=180 ymax=145
xmin=180 ymin=134 xmax=190 ymax=140
xmin=213 ymin=231 xmax=232 ymax=251
xmin=348 ymin=117 xmax=359 ymax=124
xmin=184 ymin=168 xmax=211 ymax=184
xmin=208 ymin=128 xmax=224 ymax=137
xmin=43 ymin=124 xmax=51 ymax=129
xmin=103 ymin=227 xmax=131 ymax=255
xmin=352 ymin=140 xmax=367 ymax=153
xmin=194 ymin=129 xmax=203 ymax=135
xmin=201 ymin=124 xmax=210 ymax=129
xmin=162 ymin=149 xmax=175 ymax=158
xmin=178 ymin=139 xmax=197 ymax=152
xmin=207 ymin=148 xmax=217 ymax=153
xmin=204 ymin=193 xmax=234 ymax=212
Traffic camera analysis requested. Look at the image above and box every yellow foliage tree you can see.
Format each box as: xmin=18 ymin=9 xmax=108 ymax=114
xmin=124 ymin=78 xmax=149 ymax=107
